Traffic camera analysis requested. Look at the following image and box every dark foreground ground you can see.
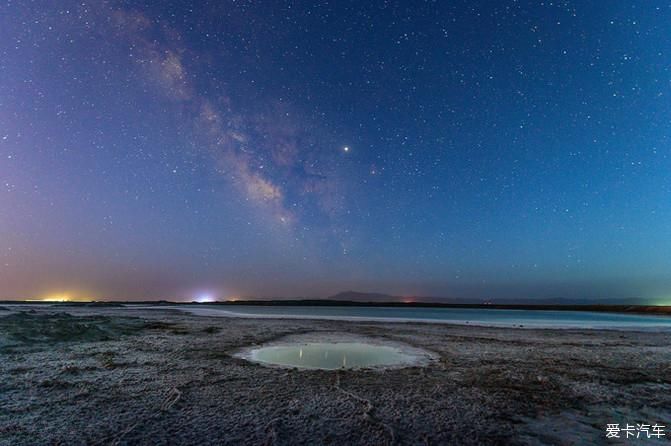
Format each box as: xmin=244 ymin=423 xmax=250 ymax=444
xmin=1 ymin=305 xmax=670 ymax=445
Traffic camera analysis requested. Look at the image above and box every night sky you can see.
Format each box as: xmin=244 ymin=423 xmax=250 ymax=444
xmin=1 ymin=1 xmax=671 ymax=302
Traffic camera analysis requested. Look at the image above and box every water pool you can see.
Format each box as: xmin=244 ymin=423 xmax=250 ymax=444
xmin=247 ymin=342 xmax=419 ymax=370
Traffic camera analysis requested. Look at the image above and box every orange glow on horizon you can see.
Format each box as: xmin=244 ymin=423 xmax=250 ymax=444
xmin=24 ymin=292 xmax=94 ymax=303
xmin=42 ymin=293 xmax=72 ymax=302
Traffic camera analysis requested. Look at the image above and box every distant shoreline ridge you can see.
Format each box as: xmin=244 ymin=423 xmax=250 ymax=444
xmin=3 ymin=299 xmax=670 ymax=316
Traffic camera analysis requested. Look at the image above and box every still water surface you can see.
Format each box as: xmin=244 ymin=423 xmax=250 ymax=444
xmin=190 ymin=305 xmax=671 ymax=329
xmin=249 ymin=342 xmax=416 ymax=369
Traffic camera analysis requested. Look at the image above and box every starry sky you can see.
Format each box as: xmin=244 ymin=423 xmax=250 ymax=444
xmin=1 ymin=1 xmax=671 ymax=302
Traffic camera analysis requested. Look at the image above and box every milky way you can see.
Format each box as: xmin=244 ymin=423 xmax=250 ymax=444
xmin=1 ymin=1 xmax=670 ymax=301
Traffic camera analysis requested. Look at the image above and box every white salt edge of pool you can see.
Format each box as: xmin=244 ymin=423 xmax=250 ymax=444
xmin=234 ymin=333 xmax=438 ymax=370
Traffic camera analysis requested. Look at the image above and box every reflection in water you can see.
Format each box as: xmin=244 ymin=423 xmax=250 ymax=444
xmin=250 ymin=342 xmax=415 ymax=370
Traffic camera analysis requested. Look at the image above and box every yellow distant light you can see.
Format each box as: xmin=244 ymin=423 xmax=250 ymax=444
xmin=42 ymin=294 xmax=72 ymax=302
xmin=30 ymin=293 xmax=93 ymax=302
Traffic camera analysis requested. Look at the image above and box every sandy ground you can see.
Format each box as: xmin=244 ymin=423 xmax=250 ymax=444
xmin=1 ymin=305 xmax=670 ymax=445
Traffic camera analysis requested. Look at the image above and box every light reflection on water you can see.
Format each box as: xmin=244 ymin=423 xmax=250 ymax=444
xmin=250 ymin=342 xmax=414 ymax=370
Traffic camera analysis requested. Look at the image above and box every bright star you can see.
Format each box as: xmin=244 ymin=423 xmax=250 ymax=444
xmin=343 ymin=146 xmax=350 ymax=153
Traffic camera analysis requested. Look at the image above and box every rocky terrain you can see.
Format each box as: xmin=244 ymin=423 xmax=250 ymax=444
xmin=1 ymin=305 xmax=670 ymax=445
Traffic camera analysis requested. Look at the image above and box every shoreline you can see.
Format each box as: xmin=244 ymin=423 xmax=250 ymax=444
xmin=131 ymin=304 xmax=671 ymax=331
xmin=4 ymin=299 xmax=671 ymax=316
xmin=4 ymin=302 xmax=671 ymax=330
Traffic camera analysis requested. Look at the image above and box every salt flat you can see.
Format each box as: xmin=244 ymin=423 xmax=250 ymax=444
xmin=1 ymin=305 xmax=670 ymax=445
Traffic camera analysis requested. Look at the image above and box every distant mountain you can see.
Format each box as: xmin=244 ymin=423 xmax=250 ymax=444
xmin=327 ymin=291 xmax=400 ymax=302
xmin=323 ymin=291 xmax=652 ymax=306
xmin=326 ymin=290 xmax=455 ymax=303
